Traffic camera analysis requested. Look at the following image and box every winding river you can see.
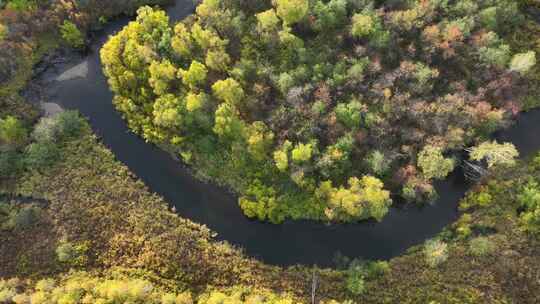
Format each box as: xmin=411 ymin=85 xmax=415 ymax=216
xmin=39 ymin=0 xmax=540 ymax=266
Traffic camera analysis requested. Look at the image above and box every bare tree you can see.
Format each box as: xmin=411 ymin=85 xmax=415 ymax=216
xmin=311 ymin=267 xmax=318 ymax=304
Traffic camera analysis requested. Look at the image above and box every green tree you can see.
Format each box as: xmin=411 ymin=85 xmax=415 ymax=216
xmin=171 ymin=23 xmax=193 ymax=58
xmin=135 ymin=6 xmax=171 ymax=45
xmin=205 ymin=49 xmax=231 ymax=72
xmin=417 ymin=145 xmax=455 ymax=180
xmin=479 ymin=6 xmax=497 ymax=30
xmin=335 ymin=99 xmax=363 ymax=129
xmin=246 ymin=122 xmax=274 ymax=161
xmin=291 ymin=142 xmax=314 ymax=163
xmin=312 ymin=0 xmax=348 ymax=32
xmin=149 ymin=60 xmax=177 ymax=95
xmin=273 ymin=141 xmax=292 ymax=171
xmin=185 ymin=92 xmax=206 ymax=112
xmin=257 ymin=9 xmax=280 ymax=32
xmin=239 ymin=180 xmax=282 ymax=223
xmin=191 ymin=23 xmax=227 ymax=50
xmin=60 ymin=21 xmax=84 ymax=49
xmin=152 ymin=94 xmax=183 ymax=128
xmin=478 ymin=43 xmax=511 ymax=68
xmin=213 ymin=103 xmax=245 ymax=139
xmin=0 ymin=116 xmax=27 ymax=149
xmin=320 ymin=176 xmax=391 ymax=221
xmin=351 ymin=13 xmax=376 ymax=38
xmin=212 ymin=78 xmax=245 ymax=105
xmin=196 ymin=0 xmax=220 ymax=19
xmin=274 ymin=0 xmax=309 ymax=25
xmin=180 ymin=61 xmax=208 ymax=89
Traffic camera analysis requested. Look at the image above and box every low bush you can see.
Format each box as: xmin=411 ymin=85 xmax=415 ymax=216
xmin=345 ymin=260 xmax=390 ymax=295
xmin=424 ymin=239 xmax=448 ymax=268
xmin=32 ymin=111 xmax=84 ymax=143
xmin=468 ymin=237 xmax=495 ymax=257
xmin=517 ymin=180 xmax=540 ymax=234
xmin=0 ymin=203 xmax=40 ymax=230
xmin=55 ymin=241 xmax=89 ymax=267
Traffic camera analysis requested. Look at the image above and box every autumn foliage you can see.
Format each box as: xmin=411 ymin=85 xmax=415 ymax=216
xmin=101 ymin=0 xmax=535 ymax=223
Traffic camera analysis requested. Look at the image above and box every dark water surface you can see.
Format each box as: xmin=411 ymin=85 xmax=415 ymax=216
xmin=45 ymin=0 xmax=540 ymax=266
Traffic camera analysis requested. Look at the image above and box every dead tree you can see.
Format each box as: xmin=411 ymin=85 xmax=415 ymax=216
xmin=311 ymin=268 xmax=318 ymax=304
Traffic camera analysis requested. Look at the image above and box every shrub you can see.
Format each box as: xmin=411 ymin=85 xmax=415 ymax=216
xmin=24 ymin=142 xmax=60 ymax=170
xmin=424 ymin=239 xmax=448 ymax=267
xmin=11 ymin=206 xmax=40 ymax=230
xmin=517 ymin=180 xmax=540 ymax=234
xmin=469 ymin=236 xmax=495 ymax=256
xmin=56 ymin=242 xmax=89 ymax=266
xmin=345 ymin=264 xmax=366 ymax=295
xmin=55 ymin=111 xmax=84 ymax=139
xmin=0 ymin=116 xmax=28 ymax=149
xmin=475 ymin=192 xmax=493 ymax=207
xmin=60 ymin=21 xmax=85 ymax=49
xmin=345 ymin=260 xmax=389 ymax=295
xmin=1 ymin=204 xmax=40 ymax=231
xmin=32 ymin=117 xmax=59 ymax=143
xmin=0 ymin=151 xmax=23 ymax=178
xmin=0 ymin=23 xmax=7 ymax=42
xmin=454 ymin=213 xmax=473 ymax=239
xmin=366 ymin=261 xmax=390 ymax=277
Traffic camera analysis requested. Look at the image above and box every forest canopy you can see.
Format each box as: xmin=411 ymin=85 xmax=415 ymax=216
xmin=101 ymin=0 xmax=534 ymax=223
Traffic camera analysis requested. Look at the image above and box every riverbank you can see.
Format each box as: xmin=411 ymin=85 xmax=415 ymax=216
xmin=1 ymin=118 xmax=539 ymax=303
xmin=2 ymin=121 xmax=346 ymax=299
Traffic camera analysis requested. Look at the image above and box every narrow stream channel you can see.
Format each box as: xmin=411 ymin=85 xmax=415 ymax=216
xmin=39 ymin=0 xmax=540 ymax=266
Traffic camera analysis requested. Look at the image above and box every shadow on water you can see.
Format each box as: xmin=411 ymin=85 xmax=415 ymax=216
xmin=42 ymin=0 xmax=540 ymax=266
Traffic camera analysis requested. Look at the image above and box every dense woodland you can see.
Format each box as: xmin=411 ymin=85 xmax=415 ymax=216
xmin=1 ymin=0 xmax=540 ymax=303
xmin=0 ymin=0 xmax=171 ymax=121
xmin=102 ymin=0 xmax=534 ymax=223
